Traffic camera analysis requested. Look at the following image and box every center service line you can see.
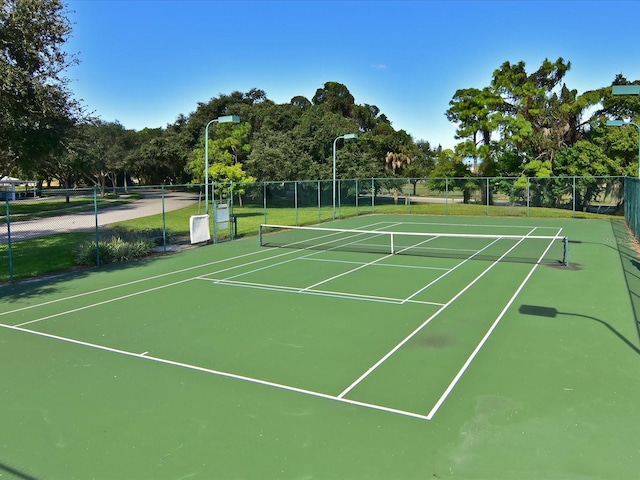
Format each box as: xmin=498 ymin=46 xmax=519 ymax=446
xmin=337 ymin=228 xmax=538 ymax=400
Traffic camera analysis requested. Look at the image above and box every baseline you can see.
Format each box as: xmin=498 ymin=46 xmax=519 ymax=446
xmin=0 ymin=322 xmax=431 ymax=421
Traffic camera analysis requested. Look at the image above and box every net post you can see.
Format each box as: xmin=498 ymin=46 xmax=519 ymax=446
xmin=563 ymin=236 xmax=569 ymax=266
xmin=259 ymin=224 xmax=263 ymax=246
xmin=390 ymin=232 xmax=395 ymax=254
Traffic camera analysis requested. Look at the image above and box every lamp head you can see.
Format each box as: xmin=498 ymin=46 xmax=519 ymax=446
xmin=217 ymin=115 xmax=240 ymax=124
xmin=612 ymin=85 xmax=640 ymax=96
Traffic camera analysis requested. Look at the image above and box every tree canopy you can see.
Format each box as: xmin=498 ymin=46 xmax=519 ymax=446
xmin=0 ymin=0 xmax=83 ymax=179
xmin=1 ymin=0 xmax=639 ymax=196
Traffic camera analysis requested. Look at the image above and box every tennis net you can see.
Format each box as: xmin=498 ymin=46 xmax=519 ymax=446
xmin=259 ymin=224 xmax=569 ymax=266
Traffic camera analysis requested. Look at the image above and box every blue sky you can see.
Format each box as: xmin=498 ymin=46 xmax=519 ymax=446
xmin=65 ymin=0 xmax=640 ymax=149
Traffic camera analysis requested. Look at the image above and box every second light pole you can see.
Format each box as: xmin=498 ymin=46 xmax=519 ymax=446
xmin=332 ymin=133 xmax=358 ymax=219
xmin=204 ymin=115 xmax=240 ymax=214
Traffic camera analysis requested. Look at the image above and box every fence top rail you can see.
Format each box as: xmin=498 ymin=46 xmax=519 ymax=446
xmin=218 ymin=175 xmax=627 ymax=186
xmin=6 ymin=176 xmax=628 ymax=196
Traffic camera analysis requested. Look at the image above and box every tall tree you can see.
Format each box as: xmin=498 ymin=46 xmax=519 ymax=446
xmin=446 ymin=87 xmax=498 ymax=173
xmin=0 ymin=0 xmax=81 ymax=177
xmin=403 ymin=140 xmax=436 ymax=194
xmin=312 ymin=82 xmax=355 ymax=117
xmin=429 ymin=148 xmax=474 ymax=203
xmin=447 ymin=58 xmax=604 ymax=178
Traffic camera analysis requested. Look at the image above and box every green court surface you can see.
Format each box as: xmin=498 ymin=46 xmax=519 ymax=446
xmin=1 ymin=214 xmax=639 ymax=479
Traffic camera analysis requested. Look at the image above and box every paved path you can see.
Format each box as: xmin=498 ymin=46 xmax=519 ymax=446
xmin=1 ymin=191 xmax=200 ymax=243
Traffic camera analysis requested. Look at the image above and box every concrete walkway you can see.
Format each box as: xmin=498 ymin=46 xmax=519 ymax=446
xmin=1 ymin=191 xmax=200 ymax=243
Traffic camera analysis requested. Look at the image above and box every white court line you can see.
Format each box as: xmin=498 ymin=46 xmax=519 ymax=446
xmin=5 ymin=220 xmax=394 ymax=325
xmin=3 ymin=219 xmax=562 ymax=422
xmin=302 ymin=234 xmax=445 ymax=296
xmin=0 ymin=322 xmax=430 ymax=421
xmin=375 ymin=219 xmax=563 ymax=231
xmin=337 ymin=228 xmax=539 ymax=400
xmin=301 ymin=257 xmax=450 ymax=271
xmin=10 ymin=246 xmax=323 ymax=328
xmin=1 ymin=219 xmax=395 ymax=318
xmin=198 ymin=277 xmax=445 ymax=306
xmin=15 ymin=276 xmax=199 ymax=327
xmin=401 ymin=237 xmax=502 ymax=304
xmin=0 ymin=244 xmax=292 ymax=317
xmin=211 ymin=223 xmax=402 ymax=285
xmin=301 ymin=253 xmax=395 ymax=291
xmin=425 ymin=228 xmax=563 ymax=419
xmin=1 ymin=223 xmax=563 ymax=422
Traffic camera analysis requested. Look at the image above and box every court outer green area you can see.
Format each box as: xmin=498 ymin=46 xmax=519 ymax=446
xmin=0 ymin=214 xmax=638 ymax=480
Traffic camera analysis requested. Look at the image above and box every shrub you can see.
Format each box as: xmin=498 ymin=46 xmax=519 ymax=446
xmin=74 ymin=228 xmax=169 ymax=266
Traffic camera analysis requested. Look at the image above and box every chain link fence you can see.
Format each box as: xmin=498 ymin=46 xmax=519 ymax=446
xmin=1 ymin=176 xmax=627 ymax=282
xmin=625 ymin=177 xmax=640 ymax=243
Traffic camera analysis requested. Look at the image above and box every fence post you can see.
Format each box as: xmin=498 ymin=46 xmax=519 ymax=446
xmin=355 ymin=179 xmax=359 ymax=217
xmin=263 ymin=182 xmax=267 ymax=224
xmin=230 ymin=181 xmax=235 ymax=239
xmin=572 ymin=176 xmax=576 ymax=218
xmin=6 ymin=197 xmax=13 ymax=283
xmin=526 ymin=177 xmax=530 ymax=217
xmin=94 ymin=188 xmax=100 ymax=266
xmin=212 ymin=183 xmax=218 ymax=244
xmin=371 ymin=178 xmax=374 ymax=213
xmin=294 ymin=181 xmax=298 ymax=226
xmin=338 ymin=178 xmax=341 ymax=219
xmin=486 ymin=177 xmax=490 ymax=216
xmin=161 ymin=184 xmax=167 ymax=252
xmin=317 ymin=180 xmax=321 ymax=223
xmin=445 ymin=177 xmax=449 ymax=215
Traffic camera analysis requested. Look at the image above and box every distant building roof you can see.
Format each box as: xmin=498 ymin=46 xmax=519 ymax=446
xmin=0 ymin=176 xmax=36 ymax=186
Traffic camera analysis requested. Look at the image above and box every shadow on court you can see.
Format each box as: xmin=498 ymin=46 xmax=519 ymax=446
xmin=0 ymin=250 xmax=181 ymax=304
xmin=0 ymin=460 xmax=41 ymax=480
xmin=519 ymin=304 xmax=640 ymax=356
xmin=610 ymin=220 xmax=640 ymax=346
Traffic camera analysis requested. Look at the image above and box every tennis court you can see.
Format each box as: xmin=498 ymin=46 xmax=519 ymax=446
xmin=1 ymin=214 xmax=639 ymax=479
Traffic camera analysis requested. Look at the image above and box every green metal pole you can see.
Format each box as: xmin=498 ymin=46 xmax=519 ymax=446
xmin=263 ymin=182 xmax=267 ymax=224
xmin=294 ymin=181 xmax=298 ymax=226
xmin=204 ymin=119 xmax=215 ymax=215
xmin=355 ymin=179 xmax=359 ymax=217
xmin=161 ymin=185 xmax=167 ymax=252
xmin=572 ymin=176 xmax=576 ymax=218
xmin=230 ymin=182 xmax=235 ymax=239
xmin=6 ymin=197 xmax=13 ymax=282
xmin=94 ymin=188 xmax=100 ymax=266
xmin=527 ymin=177 xmax=531 ymax=217
xmin=338 ymin=179 xmax=341 ymax=219
xmin=212 ymin=185 xmax=217 ymax=244
xmin=486 ymin=177 xmax=489 ymax=216
xmin=371 ymin=178 xmax=374 ymax=213
xmin=445 ymin=177 xmax=449 ymax=215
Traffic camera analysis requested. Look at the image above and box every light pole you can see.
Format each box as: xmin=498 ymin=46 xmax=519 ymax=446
xmin=204 ymin=115 xmax=240 ymax=214
xmin=332 ymin=133 xmax=358 ymax=219
xmin=606 ymin=120 xmax=640 ymax=178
